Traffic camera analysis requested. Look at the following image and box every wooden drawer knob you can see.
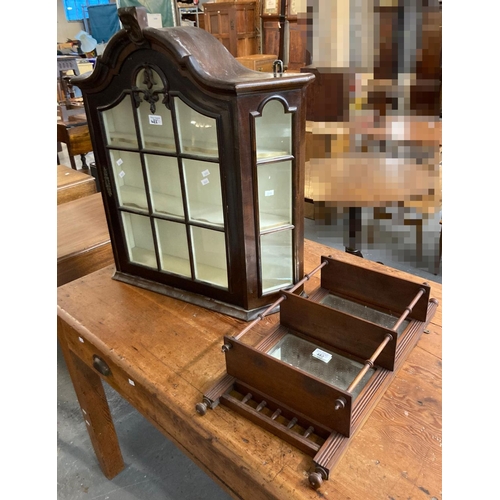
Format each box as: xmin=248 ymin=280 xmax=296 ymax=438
xmin=92 ymin=355 xmax=111 ymax=376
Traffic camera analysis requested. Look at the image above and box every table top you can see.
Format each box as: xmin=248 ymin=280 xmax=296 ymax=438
xmin=57 ymin=164 xmax=94 ymax=189
xmin=57 ymin=192 xmax=110 ymax=260
xmin=57 ymin=240 xmax=442 ymax=500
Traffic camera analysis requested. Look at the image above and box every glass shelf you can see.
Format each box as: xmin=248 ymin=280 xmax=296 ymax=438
xmin=267 ymin=334 xmax=375 ymax=400
xmin=320 ymin=294 xmax=410 ymax=336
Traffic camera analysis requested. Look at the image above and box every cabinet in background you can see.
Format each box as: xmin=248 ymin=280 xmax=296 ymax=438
xmin=203 ymin=1 xmax=258 ymax=57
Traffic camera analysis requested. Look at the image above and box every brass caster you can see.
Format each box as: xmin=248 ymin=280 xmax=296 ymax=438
xmin=195 ymin=402 xmax=208 ymax=416
xmin=308 ymin=471 xmax=323 ymax=489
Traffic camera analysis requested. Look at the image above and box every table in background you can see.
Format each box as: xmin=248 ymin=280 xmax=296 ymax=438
xmin=57 ymin=114 xmax=93 ymax=171
xmin=57 ymin=241 xmax=442 ymax=499
xmin=57 ymin=192 xmax=113 ymax=287
xmin=57 ymin=164 xmax=96 ymax=205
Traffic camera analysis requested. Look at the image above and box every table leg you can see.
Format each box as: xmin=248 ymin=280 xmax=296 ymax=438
xmin=345 ymin=207 xmax=363 ymax=257
xmin=68 ymin=154 xmax=77 ymax=170
xmin=57 ymin=317 xmax=125 ymax=479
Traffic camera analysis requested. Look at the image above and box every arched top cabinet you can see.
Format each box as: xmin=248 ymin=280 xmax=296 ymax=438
xmin=73 ymin=7 xmax=315 ymax=320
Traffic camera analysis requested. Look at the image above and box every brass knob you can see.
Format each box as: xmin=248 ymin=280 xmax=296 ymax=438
xmin=92 ymin=355 xmax=111 ymax=376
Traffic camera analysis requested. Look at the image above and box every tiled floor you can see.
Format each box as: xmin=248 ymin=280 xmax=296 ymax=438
xmin=57 ymin=143 xmax=441 ymax=499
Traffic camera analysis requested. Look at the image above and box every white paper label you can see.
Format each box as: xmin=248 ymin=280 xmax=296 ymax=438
xmin=116 ymin=158 xmax=123 ymax=166
xmin=201 ymin=169 xmax=210 ymax=177
xmin=119 ymin=170 xmax=126 ymax=178
xmin=149 ymin=115 xmax=162 ymax=126
xmin=201 ymin=178 xmax=210 ymax=185
xmin=265 ymin=189 xmax=274 ymax=197
xmin=312 ymin=348 xmax=332 ymax=363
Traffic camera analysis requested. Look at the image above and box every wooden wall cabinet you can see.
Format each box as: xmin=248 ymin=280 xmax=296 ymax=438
xmin=203 ymin=1 xmax=258 ymax=57
xmin=72 ymin=7 xmax=314 ymax=320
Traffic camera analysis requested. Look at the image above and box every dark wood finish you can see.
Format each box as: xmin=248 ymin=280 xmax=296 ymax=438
xmin=224 ymin=334 xmax=354 ymax=436
xmin=203 ymin=1 xmax=258 ymax=57
xmin=57 ymin=164 xmax=97 ymax=204
xmin=57 ymin=117 xmax=93 ymax=171
xmin=199 ymin=252 xmax=438 ymax=487
xmin=57 ymin=193 xmax=113 ymax=287
xmin=319 ymin=255 xmax=430 ymax=321
xmin=280 ymin=292 xmax=398 ymax=371
xmin=300 ymin=67 xmax=349 ymax=122
xmin=261 ymin=15 xmax=308 ymax=71
xmin=374 ymin=6 xmax=399 ymax=80
xmin=57 ymin=240 xmax=442 ymax=498
xmin=73 ymin=15 xmax=314 ymax=318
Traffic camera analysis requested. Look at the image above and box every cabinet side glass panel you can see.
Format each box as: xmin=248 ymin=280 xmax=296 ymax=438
xmin=101 ymin=96 xmax=138 ymax=148
xmin=255 ymin=99 xmax=291 ymax=159
xmin=175 ymin=98 xmax=219 ymax=158
xmin=109 ymin=150 xmax=148 ymax=211
xmin=145 ymin=154 xmax=184 ymax=218
xmin=257 ymin=160 xmax=292 ymax=231
xmin=260 ymin=230 xmax=293 ymax=293
xmin=121 ymin=212 xmax=157 ymax=268
xmin=267 ymin=334 xmax=374 ymax=401
xmin=191 ymin=226 xmax=228 ymax=288
xmin=183 ymin=159 xmax=224 ymax=227
xmin=155 ymin=219 xmax=191 ymax=277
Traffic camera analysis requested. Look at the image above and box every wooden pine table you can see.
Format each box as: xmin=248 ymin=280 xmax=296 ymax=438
xmin=57 ymin=240 xmax=442 ymax=500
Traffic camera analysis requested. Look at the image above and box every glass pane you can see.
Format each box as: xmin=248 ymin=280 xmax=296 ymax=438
xmin=258 ymin=160 xmax=292 ymax=230
xmin=260 ymin=230 xmax=293 ymax=293
xmin=145 ymin=155 xmax=184 ymax=218
xmin=101 ymin=96 xmax=138 ymax=148
xmin=135 ymin=69 xmax=175 ymax=152
xmin=155 ymin=219 xmax=191 ymax=277
xmin=183 ymin=159 xmax=224 ymax=227
xmin=255 ymin=99 xmax=292 ymax=159
xmin=137 ymin=98 xmax=176 ymax=152
xmin=121 ymin=212 xmax=157 ymax=268
xmin=175 ymin=98 xmax=218 ymax=158
xmin=267 ymin=334 xmax=374 ymax=400
xmin=191 ymin=226 xmax=228 ymax=288
xmin=109 ymin=150 xmax=148 ymax=211
xmin=320 ymin=294 xmax=410 ymax=337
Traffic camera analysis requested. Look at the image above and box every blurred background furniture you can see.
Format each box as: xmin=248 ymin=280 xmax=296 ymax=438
xmin=57 ymin=113 xmax=92 ymax=171
xmin=57 ymin=164 xmax=97 ymax=205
